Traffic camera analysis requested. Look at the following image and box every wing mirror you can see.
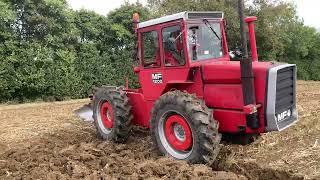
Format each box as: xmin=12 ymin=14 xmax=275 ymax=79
xmin=229 ymin=47 xmax=243 ymax=59
xmin=133 ymin=66 xmax=140 ymax=73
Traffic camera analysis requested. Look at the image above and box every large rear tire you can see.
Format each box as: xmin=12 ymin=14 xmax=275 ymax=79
xmin=93 ymin=87 xmax=132 ymax=143
xmin=150 ymin=91 xmax=221 ymax=165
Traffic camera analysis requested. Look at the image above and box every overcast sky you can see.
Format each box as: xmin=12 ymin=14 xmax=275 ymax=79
xmin=67 ymin=0 xmax=320 ymax=29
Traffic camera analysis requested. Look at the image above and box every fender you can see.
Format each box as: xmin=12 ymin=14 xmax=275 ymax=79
xmin=162 ymin=80 xmax=194 ymax=93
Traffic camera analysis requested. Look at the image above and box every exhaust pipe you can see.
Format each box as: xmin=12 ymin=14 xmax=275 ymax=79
xmin=245 ymin=16 xmax=258 ymax=62
xmin=238 ymin=0 xmax=259 ymax=129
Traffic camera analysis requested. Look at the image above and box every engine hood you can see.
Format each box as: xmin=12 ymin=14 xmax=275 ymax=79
xmin=200 ymin=61 xmax=276 ymax=84
xmin=194 ymin=60 xmax=297 ymax=134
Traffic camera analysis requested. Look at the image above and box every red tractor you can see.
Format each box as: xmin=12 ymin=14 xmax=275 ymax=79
xmin=76 ymin=1 xmax=298 ymax=165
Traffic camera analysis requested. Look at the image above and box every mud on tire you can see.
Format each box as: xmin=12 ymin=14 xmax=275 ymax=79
xmin=93 ymin=87 xmax=132 ymax=143
xmin=150 ymin=91 xmax=221 ymax=165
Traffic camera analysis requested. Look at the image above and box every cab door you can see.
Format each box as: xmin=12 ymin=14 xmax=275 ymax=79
xmin=138 ymin=25 xmax=165 ymax=100
xmin=161 ymin=21 xmax=190 ymax=87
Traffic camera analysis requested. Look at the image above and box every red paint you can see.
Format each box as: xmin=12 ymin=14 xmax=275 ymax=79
xmin=185 ymin=67 xmax=204 ymax=97
xmin=213 ymin=109 xmax=245 ymax=133
xmin=100 ymin=101 xmax=113 ymax=129
xmin=201 ymin=61 xmax=242 ymax=84
xmin=133 ymin=66 xmax=140 ymax=73
xmin=125 ymin=90 xmax=151 ymax=127
xmin=245 ymin=16 xmax=258 ymax=62
xmin=221 ymin=20 xmax=229 ymax=56
xmin=165 ymin=115 xmax=192 ymax=151
xmin=214 ymin=107 xmax=264 ymax=133
xmin=204 ymin=84 xmax=244 ymax=110
xmin=125 ymin=76 xmax=129 ymax=89
xmin=104 ymin=14 xmax=276 ymax=135
xmin=202 ymin=61 xmax=271 ymax=133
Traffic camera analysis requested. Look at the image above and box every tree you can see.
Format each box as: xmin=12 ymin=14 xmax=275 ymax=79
xmin=0 ymin=0 xmax=319 ymax=102
xmin=146 ymin=0 xmax=320 ymax=80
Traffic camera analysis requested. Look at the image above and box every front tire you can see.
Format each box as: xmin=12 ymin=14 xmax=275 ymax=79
xmin=93 ymin=87 xmax=132 ymax=143
xmin=151 ymin=91 xmax=221 ymax=165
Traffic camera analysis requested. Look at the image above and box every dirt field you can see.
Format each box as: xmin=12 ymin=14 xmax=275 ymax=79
xmin=0 ymin=81 xmax=319 ymax=179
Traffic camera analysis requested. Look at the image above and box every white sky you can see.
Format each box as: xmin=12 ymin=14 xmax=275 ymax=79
xmin=67 ymin=0 xmax=320 ymax=29
xmin=66 ymin=0 xmax=147 ymax=16
xmin=293 ymin=0 xmax=320 ymax=29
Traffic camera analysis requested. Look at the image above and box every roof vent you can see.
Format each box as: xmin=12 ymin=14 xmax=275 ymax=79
xmin=187 ymin=12 xmax=224 ymax=19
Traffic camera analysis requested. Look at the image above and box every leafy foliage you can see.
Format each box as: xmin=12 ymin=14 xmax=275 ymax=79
xmin=0 ymin=0 xmax=148 ymax=102
xmin=0 ymin=0 xmax=319 ymax=102
xmin=147 ymin=0 xmax=320 ymax=81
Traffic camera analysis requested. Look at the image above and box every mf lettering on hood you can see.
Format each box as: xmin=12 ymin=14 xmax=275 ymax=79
xmin=276 ymin=109 xmax=291 ymax=123
xmin=152 ymin=73 xmax=163 ymax=84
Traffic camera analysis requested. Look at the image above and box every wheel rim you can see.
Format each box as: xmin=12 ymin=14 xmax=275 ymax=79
xmin=158 ymin=111 xmax=193 ymax=159
xmin=165 ymin=115 xmax=192 ymax=151
xmin=97 ymin=100 xmax=114 ymax=133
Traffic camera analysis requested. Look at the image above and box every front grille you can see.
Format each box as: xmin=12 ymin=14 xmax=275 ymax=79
xmin=275 ymin=66 xmax=296 ymax=114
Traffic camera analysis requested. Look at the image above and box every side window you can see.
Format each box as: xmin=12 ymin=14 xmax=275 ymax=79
xmin=142 ymin=31 xmax=160 ymax=68
xmin=162 ymin=25 xmax=185 ymax=67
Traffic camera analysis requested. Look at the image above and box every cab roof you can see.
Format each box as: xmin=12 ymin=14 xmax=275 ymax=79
xmin=138 ymin=11 xmax=224 ymax=29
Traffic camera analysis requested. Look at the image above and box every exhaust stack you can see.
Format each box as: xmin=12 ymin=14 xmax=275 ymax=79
xmin=245 ymin=16 xmax=258 ymax=62
xmin=238 ymin=0 xmax=259 ymax=129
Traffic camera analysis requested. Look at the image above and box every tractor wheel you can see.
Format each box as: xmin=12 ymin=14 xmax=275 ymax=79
xmin=93 ymin=87 xmax=132 ymax=143
xmin=150 ymin=91 xmax=221 ymax=165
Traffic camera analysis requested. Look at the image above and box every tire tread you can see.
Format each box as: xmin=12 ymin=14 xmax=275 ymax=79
xmin=150 ymin=91 xmax=221 ymax=165
xmin=93 ymin=87 xmax=132 ymax=143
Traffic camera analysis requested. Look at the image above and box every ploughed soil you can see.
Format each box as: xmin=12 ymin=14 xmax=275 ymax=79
xmin=0 ymin=81 xmax=319 ymax=179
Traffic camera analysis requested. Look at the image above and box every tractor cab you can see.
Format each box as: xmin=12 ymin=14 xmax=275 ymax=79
xmin=134 ymin=12 xmax=230 ymax=100
xmin=135 ymin=12 xmax=228 ymax=67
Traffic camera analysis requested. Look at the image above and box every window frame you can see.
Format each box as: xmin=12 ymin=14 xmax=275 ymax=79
xmin=187 ymin=20 xmax=226 ymax=63
xmin=159 ymin=20 xmax=189 ymax=69
xmin=140 ymin=29 xmax=161 ymax=69
xmin=161 ymin=24 xmax=186 ymax=67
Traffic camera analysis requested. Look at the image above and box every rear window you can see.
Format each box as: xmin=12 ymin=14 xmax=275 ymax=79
xmin=142 ymin=31 xmax=160 ymax=67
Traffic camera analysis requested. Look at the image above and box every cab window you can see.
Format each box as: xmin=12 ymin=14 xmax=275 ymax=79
xmin=188 ymin=21 xmax=223 ymax=61
xmin=142 ymin=31 xmax=160 ymax=68
xmin=162 ymin=25 xmax=185 ymax=66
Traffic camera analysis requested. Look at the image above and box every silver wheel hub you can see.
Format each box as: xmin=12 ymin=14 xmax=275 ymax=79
xmin=173 ymin=124 xmax=185 ymax=142
xmin=158 ymin=110 xmax=193 ymax=160
xmin=106 ymin=110 xmax=111 ymax=120
xmin=96 ymin=100 xmax=112 ymax=134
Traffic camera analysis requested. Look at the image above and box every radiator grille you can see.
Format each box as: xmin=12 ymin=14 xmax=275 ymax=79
xmin=275 ymin=66 xmax=296 ymax=114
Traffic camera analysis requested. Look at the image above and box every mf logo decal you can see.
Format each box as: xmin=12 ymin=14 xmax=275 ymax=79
xmin=276 ymin=109 xmax=291 ymax=123
xmin=152 ymin=73 xmax=162 ymax=84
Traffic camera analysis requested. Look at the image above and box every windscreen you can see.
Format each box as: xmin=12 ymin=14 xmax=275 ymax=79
xmin=187 ymin=21 xmax=223 ymax=61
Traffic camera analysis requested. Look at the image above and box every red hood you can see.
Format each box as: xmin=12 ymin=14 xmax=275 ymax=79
xmin=200 ymin=61 xmax=276 ymax=84
xmin=200 ymin=60 xmax=279 ymax=134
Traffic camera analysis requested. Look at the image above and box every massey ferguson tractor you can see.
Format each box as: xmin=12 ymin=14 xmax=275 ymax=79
xmin=75 ymin=0 xmax=298 ymax=165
